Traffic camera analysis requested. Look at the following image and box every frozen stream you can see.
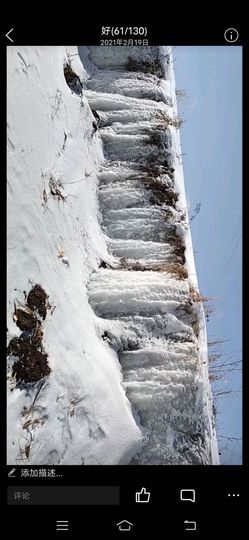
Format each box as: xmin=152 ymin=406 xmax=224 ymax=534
xmin=84 ymin=46 xmax=217 ymax=464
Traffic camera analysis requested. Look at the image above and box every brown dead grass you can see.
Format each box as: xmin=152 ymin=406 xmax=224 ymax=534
xmin=145 ymin=129 xmax=171 ymax=149
xmin=12 ymin=347 xmax=50 ymax=384
xmin=139 ymin=176 xmax=178 ymax=208
xmin=118 ymin=259 xmax=188 ymax=279
xmin=155 ymin=113 xmax=183 ymax=129
xmin=8 ymin=285 xmax=51 ymax=385
xmin=159 ymin=263 xmax=188 ymax=279
xmin=209 ymin=373 xmax=222 ymax=382
xmin=27 ymin=284 xmax=48 ymax=320
xmin=49 ymin=175 xmax=65 ymax=201
xmin=166 ymin=232 xmax=186 ymax=263
xmin=127 ymin=57 xmax=164 ymax=78
xmin=189 ymin=285 xmax=212 ymax=304
xmin=139 ymin=162 xmax=175 ymax=180
xmin=15 ymin=308 xmax=37 ymax=332
xmin=192 ymin=317 xmax=200 ymax=337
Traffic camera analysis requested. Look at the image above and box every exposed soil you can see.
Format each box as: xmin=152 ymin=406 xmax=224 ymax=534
xmin=7 ymin=328 xmax=43 ymax=359
xmin=8 ymin=284 xmax=51 ymax=385
xmin=27 ymin=284 xmax=48 ymax=319
xmin=12 ymin=349 xmax=51 ymax=383
xmin=15 ymin=308 xmax=37 ymax=331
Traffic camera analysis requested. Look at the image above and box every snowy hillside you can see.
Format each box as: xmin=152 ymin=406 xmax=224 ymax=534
xmin=7 ymin=45 xmax=219 ymax=465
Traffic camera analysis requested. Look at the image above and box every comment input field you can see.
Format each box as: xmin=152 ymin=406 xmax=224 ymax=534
xmin=8 ymin=486 xmax=119 ymax=505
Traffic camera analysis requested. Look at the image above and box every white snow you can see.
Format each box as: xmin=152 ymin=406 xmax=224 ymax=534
xmin=7 ymin=44 xmax=219 ymax=465
xmin=7 ymin=46 xmax=143 ymax=465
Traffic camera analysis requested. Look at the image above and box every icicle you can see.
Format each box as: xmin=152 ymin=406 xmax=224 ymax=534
xmin=85 ymin=45 xmax=215 ymax=465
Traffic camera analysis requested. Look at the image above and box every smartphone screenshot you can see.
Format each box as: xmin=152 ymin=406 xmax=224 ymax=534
xmin=3 ymin=21 xmax=245 ymax=537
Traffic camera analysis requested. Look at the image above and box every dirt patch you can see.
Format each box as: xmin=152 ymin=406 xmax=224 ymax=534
xmin=7 ymin=336 xmax=27 ymax=357
xmin=27 ymin=284 xmax=48 ymax=319
xmin=12 ymin=349 xmax=51 ymax=383
xmin=7 ymin=327 xmax=43 ymax=359
xmin=8 ymin=285 xmax=51 ymax=385
xmin=8 ymin=335 xmax=31 ymax=358
xmin=15 ymin=308 xmax=37 ymax=331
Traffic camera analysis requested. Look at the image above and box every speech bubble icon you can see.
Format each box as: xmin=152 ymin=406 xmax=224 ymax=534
xmin=180 ymin=489 xmax=195 ymax=502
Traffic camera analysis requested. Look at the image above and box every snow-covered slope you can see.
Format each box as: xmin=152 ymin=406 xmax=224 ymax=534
xmin=7 ymin=45 xmax=219 ymax=465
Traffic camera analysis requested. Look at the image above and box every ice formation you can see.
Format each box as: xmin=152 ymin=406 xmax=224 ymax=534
xmin=7 ymin=45 xmax=219 ymax=465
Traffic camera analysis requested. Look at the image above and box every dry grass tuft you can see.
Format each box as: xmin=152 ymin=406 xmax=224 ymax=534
xmin=159 ymin=262 xmax=188 ymax=279
xmin=192 ymin=317 xmax=200 ymax=337
xmin=49 ymin=175 xmax=65 ymax=201
xmin=139 ymin=176 xmax=178 ymax=208
xmin=144 ymin=129 xmax=171 ymax=149
xmin=8 ymin=285 xmax=51 ymax=385
xmin=155 ymin=112 xmax=183 ymax=130
xmin=209 ymin=373 xmax=222 ymax=382
xmin=118 ymin=259 xmax=188 ymax=279
xmin=166 ymin=232 xmax=186 ymax=263
xmin=176 ymin=89 xmax=186 ymax=97
xmin=139 ymin=162 xmax=175 ymax=180
xmin=189 ymin=286 xmax=211 ymax=304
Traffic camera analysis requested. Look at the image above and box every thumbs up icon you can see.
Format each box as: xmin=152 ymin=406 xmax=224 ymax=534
xmin=135 ymin=487 xmax=151 ymax=503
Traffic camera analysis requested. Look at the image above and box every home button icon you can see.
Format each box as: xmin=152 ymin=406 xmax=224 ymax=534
xmin=116 ymin=520 xmax=134 ymax=532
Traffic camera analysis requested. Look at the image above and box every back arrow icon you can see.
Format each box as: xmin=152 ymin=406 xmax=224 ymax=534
xmin=6 ymin=28 xmax=14 ymax=43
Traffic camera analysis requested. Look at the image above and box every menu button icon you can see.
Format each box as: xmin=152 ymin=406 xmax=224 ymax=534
xmin=56 ymin=520 xmax=69 ymax=532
